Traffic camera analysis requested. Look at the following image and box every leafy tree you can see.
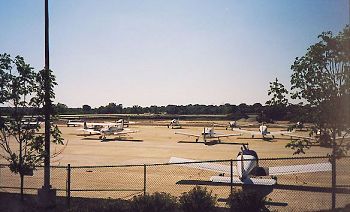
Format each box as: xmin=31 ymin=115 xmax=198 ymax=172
xmin=286 ymin=26 xmax=350 ymax=155
xmin=282 ymin=26 xmax=350 ymax=210
xmin=263 ymin=78 xmax=289 ymax=122
xmin=0 ymin=53 xmax=63 ymax=200
xmin=82 ymin=104 xmax=92 ymax=113
xmin=266 ymin=78 xmax=289 ymax=106
xmin=53 ymin=102 xmax=68 ymax=114
xmin=252 ymin=103 xmax=263 ymax=113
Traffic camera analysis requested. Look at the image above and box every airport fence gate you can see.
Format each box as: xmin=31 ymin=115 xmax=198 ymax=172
xmin=1 ymin=156 xmax=350 ymax=211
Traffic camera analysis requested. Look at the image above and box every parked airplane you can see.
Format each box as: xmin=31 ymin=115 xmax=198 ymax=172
xmin=232 ymin=124 xmax=292 ymax=139
xmin=295 ymin=122 xmax=305 ymax=130
xmin=115 ymin=118 xmax=135 ymax=127
xmin=80 ymin=121 xmax=137 ymax=141
xmin=21 ymin=118 xmax=43 ymax=130
xmin=67 ymin=119 xmax=84 ymax=127
xmin=167 ymin=119 xmax=181 ymax=129
xmin=175 ymin=127 xmax=241 ymax=143
xmin=169 ymin=144 xmax=331 ymax=186
xmin=226 ymin=121 xmax=239 ymax=130
xmin=71 ymin=119 xmax=132 ymax=128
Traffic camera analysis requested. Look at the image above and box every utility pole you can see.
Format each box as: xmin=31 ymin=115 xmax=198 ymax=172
xmin=38 ymin=0 xmax=56 ymax=207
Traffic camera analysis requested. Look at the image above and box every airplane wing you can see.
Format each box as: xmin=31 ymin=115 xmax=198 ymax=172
xmin=215 ymin=133 xmax=242 ymax=138
xmin=113 ymin=129 xmax=138 ymax=135
xmin=268 ymin=162 xmax=331 ymax=175
xmin=210 ymin=176 xmax=276 ymax=185
xmin=269 ymin=130 xmax=293 ymax=136
xmin=169 ymin=157 xmax=236 ymax=175
xmin=281 ymin=134 xmax=316 ymax=140
xmin=281 ymin=133 xmax=349 ymax=141
xmin=86 ymin=122 xmax=117 ymax=127
xmin=232 ymin=128 xmax=261 ymax=135
xmin=175 ymin=132 xmax=200 ymax=138
xmin=82 ymin=129 xmax=101 ymax=134
xmin=68 ymin=122 xmax=85 ymax=126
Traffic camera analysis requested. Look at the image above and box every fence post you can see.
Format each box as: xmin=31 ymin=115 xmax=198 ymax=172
xmin=144 ymin=164 xmax=146 ymax=195
xmin=230 ymin=160 xmax=233 ymax=196
xmin=331 ymin=154 xmax=336 ymax=210
xmin=66 ymin=164 xmax=71 ymax=208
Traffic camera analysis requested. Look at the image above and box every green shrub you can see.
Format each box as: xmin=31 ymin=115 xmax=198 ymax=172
xmin=226 ymin=189 xmax=268 ymax=212
xmin=68 ymin=198 xmax=130 ymax=212
xmin=179 ymin=186 xmax=217 ymax=212
xmin=130 ymin=192 xmax=178 ymax=212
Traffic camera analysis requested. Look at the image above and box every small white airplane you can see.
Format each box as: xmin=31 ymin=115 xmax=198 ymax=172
xmin=232 ymin=124 xmax=292 ymax=139
xmin=80 ymin=121 xmax=137 ymax=141
xmin=115 ymin=118 xmax=135 ymax=127
xmin=67 ymin=119 xmax=84 ymax=127
xmin=21 ymin=119 xmax=43 ymax=130
xmin=72 ymin=119 xmax=132 ymax=128
xmin=226 ymin=121 xmax=239 ymax=130
xmin=169 ymin=144 xmax=331 ymax=186
xmin=175 ymin=127 xmax=241 ymax=143
xmin=295 ymin=122 xmax=305 ymax=130
xmin=167 ymin=119 xmax=181 ymax=129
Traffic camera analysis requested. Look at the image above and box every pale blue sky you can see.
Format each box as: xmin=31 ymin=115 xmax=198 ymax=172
xmin=0 ymin=0 xmax=348 ymax=107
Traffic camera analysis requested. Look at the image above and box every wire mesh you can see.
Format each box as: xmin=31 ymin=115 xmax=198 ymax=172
xmin=69 ymin=165 xmax=144 ymax=199
xmin=0 ymin=156 xmax=349 ymax=211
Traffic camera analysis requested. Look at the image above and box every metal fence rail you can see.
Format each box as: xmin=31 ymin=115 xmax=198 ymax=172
xmin=1 ymin=156 xmax=349 ymax=211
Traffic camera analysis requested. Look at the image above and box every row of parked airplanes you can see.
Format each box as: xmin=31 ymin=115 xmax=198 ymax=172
xmin=68 ymin=119 xmax=290 ymax=141
xmin=67 ymin=118 xmax=348 ymax=143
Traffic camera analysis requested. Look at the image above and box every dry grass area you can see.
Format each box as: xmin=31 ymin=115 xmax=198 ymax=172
xmin=1 ymin=120 xmax=349 ymax=211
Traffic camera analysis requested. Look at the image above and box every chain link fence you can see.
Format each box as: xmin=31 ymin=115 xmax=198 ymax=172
xmin=1 ymin=156 xmax=349 ymax=211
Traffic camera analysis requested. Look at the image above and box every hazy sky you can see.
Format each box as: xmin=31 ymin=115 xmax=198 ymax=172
xmin=1 ymin=0 xmax=348 ymax=107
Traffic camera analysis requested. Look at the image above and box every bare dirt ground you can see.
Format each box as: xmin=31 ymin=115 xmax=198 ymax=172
xmin=1 ymin=119 xmax=349 ymax=211
xmin=51 ymin=120 xmax=332 ymax=166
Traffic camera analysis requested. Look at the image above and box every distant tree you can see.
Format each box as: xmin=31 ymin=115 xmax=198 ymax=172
xmin=149 ymin=105 xmax=159 ymax=114
xmin=54 ymin=102 xmax=68 ymax=114
xmin=82 ymin=104 xmax=92 ymax=113
xmin=227 ymin=110 xmax=248 ymax=121
xmin=130 ymin=105 xmax=142 ymax=114
xmin=0 ymin=54 xmax=63 ymax=200
xmin=166 ymin=105 xmax=178 ymax=114
xmin=238 ymin=103 xmax=249 ymax=113
xmin=98 ymin=103 xmax=123 ymax=114
xmin=252 ymin=103 xmax=263 ymax=113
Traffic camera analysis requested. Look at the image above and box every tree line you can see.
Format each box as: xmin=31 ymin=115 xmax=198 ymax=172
xmin=0 ymin=102 xmax=310 ymax=122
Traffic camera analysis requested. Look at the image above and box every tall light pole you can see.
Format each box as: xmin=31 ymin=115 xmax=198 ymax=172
xmin=38 ymin=0 xmax=56 ymax=207
xmin=44 ymin=0 xmax=51 ymax=190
